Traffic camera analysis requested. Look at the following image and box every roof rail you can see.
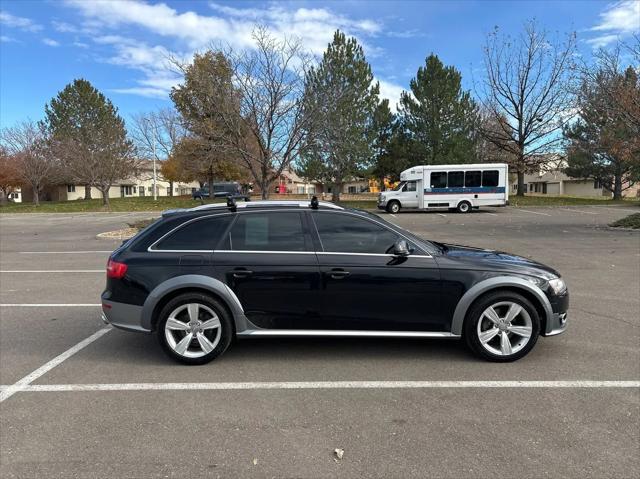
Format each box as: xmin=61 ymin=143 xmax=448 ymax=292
xmin=163 ymin=199 xmax=344 ymax=216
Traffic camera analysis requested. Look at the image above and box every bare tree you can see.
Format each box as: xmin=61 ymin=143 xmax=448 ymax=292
xmin=130 ymin=108 xmax=187 ymax=196
xmin=0 ymin=121 xmax=59 ymax=205
xmin=0 ymin=146 xmax=22 ymax=205
xmin=479 ymin=21 xmax=577 ymax=195
xmin=172 ymin=27 xmax=313 ymax=199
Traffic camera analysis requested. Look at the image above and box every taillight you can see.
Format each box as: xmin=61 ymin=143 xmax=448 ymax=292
xmin=106 ymin=258 xmax=128 ymax=279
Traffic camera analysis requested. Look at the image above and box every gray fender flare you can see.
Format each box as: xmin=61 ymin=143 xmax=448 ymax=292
xmin=450 ymin=276 xmax=553 ymax=335
xmin=141 ymin=274 xmax=250 ymax=332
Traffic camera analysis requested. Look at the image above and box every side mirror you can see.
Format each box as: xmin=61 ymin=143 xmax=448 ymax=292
xmin=392 ymin=239 xmax=410 ymax=257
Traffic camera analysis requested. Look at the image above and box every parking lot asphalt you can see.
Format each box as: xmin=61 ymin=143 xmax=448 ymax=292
xmin=1 ymin=205 xmax=639 ymax=478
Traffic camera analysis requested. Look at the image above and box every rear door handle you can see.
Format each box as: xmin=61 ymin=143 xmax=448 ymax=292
xmin=232 ymin=268 xmax=253 ymax=278
xmin=329 ymin=269 xmax=350 ymax=279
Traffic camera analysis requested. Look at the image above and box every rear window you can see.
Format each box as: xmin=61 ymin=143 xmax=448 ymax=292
xmin=153 ymin=215 xmax=233 ymax=251
xmin=482 ymin=170 xmax=499 ymax=187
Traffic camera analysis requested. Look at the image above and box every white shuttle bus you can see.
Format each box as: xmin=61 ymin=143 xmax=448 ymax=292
xmin=377 ymin=163 xmax=508 ymax=213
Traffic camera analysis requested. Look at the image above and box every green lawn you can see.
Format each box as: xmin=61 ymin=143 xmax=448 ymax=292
xmin=609 ymin=213 xmax=640 ymax=229
xmin=1 ymin=194 xmax=637 ymax=214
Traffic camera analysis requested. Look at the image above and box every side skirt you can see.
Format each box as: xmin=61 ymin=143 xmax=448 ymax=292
xmin=236 ymin=329 xmax=460 ymax=339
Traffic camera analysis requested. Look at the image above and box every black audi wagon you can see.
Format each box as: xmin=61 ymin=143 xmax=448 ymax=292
xmin=101 ymin=199 xmax=569 ymax=364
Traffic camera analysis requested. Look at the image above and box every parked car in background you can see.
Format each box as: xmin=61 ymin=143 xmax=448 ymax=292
xmin=102 ymin=198 xmax=569 ymax=365
xmin=192 ymin=182 xmax=250 ymax=201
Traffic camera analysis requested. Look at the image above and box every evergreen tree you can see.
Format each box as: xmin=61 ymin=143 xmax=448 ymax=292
xmin=399 ymin=54 xmax=478 ymax=166
xmin=44 ymin=79 xmax=134 ymax=205
xmin=302 ymin=30 xmax=379 ymax=201
xmin=370 ymin=99 xmax=409 ymax=188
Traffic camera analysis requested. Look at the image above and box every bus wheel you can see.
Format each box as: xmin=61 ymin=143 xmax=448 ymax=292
xmin=457 ymin=201 xmax=471 ymax=213
xmin=387 ymin=201 xmax=401 ymax=214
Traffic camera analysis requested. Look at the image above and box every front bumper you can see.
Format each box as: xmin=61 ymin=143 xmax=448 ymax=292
xmin=543 ymin=290 xmax=569 ymax=336
xmin=101 ymin=297 xmax=150 ymax=333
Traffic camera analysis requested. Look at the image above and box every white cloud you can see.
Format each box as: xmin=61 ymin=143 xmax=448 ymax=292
xmin=1 ymin=34 xmax=17 ymax=43
xmin=588 ymin=1 xmax=640 ymax=48
xmin=42 ymin=38 xmax=60 ymax=47
xmin=64 ymin=0 xmax=381 ymax=54
xmin=377 ymin=79 xmax=405 ymax=113
xmin=0 ymin=11 xmax=42 ymax=32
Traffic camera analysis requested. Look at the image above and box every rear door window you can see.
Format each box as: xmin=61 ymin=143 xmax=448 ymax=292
xmin=154 ymin=215 xmax=233 ymax=251
xmin=227 ymin=212 xmax=307 ymax=251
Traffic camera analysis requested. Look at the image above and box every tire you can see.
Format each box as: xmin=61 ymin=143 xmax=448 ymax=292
xmin=157 ymin=292 xmax=233 ymax=365
xmin=457 ymin=201 xmax=471 ymax=213
xmin=386 ymin=201 xmax=401 ymax=214
xmin=463 ymin=291 xmax=540 ymax=362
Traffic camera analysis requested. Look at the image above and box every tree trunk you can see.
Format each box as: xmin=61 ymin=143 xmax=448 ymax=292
xmin=261 ymin=179 xmax=269 ymax=200
xmin=613 ymin=174 xmax=622 ymax=200
xmin=332 ymin=182 xmax=342 ymax=202
xmin=208 ymin=176 xmax=214 ymax=203
xmin=84 ymin=184 xmax=92 ymax=200
xmin=99 ymin=187 xmax=110 ymax=207
xmin=33 ymin=188 xmax=40 ymax=206
xmin=169 ymin=180 xmax=174 ymax=197
xmin=516 ymin=170 xmax=525 ymax=197
xmin=0 ymin=191 xmax=8 ymax=205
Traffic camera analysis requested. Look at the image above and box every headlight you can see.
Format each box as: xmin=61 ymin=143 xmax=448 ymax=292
xmin=380 ymin=195 xmax=386 ymax=201
xmin=548 ymin=278 xmax=567 ymax=295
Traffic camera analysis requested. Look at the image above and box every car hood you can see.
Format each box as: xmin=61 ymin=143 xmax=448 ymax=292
xmin=437 ymin=243 xmax=560 ymax=279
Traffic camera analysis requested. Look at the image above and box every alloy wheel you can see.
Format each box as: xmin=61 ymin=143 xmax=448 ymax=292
xmin=164 ymin=303 xmax=222 ymax=358
xmin=476 ymin=301 xmax=532 ymax=356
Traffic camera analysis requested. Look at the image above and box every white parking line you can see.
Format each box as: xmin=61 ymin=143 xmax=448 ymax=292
xmin=389 ymin=214 xmax=397 ymax=218
xmin=19 ymin=251 xmax=112 ymax=254
xmin=1 ymin=380 xmax=637 ymax=394
xmin=437 ymin=213 xmax=447 ymax=218
xmin=0 ymin=270 xmax=103 ymax=273
xmin=0 ymin=328 xmax=111 ymax=402
xmin=516 ymin=209 xmax=551 ymax=216
xmin=558 ymin=208 xmax=598 ymax=215
xmin=0 ymin=303 xmax=101 ymax=307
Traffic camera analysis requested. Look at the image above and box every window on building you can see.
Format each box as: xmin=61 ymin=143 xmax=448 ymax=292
xmin=594 ymin=180 xmax=602 ymax=189
xmin=348 ymin=186 xmax=357 ymax=194
xmin=465 ymin=171 xmax=482 ymax=188
xmin=448 ymin=171 xmax=464 ymax=188
xmin=67 ymin=185 xmax=76 ymax=193
xmin=481 ymin=170 xmax=499 ymax=187
xmin=148 ymin=186 xmax=153 ymax=192
xmin=313 ymin=212 xmax=401 ymax=255
xmin=123 ymin=186 xmax=133 ymax=195
xmin=430 ymin=172 xmax=447 ymax=188
xmin=133 ymin=186 xmax=137 ymax=193
xmin=155 ymin=215 xmax=233 ymax=251
xmin=227 ymin=212 xmax=307 ymax=252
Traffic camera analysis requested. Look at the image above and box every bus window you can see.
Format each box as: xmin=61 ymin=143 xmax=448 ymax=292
xmin=448 ymin=171 xmax=464 ymax=188
xmin=465 ymin=171 xmax=481 ymax=187
xmin=431 ymin=172 xmax=447 ymax=188
xmin=482 ymin=170 xmax=499 ymax=187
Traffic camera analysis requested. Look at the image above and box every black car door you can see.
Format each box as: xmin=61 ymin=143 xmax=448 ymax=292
xmin=309 ymin=211 xmax=445 ymax=332
xmin=213 ymin=210 xmax=321 ymax=329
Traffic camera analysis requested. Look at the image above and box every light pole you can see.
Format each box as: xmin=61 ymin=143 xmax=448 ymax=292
xmin=152 ymin=135 xmax=157 ymax=202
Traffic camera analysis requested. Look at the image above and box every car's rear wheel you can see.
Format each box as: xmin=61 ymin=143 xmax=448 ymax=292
xmin=457 ymin=201 xmax=471 ymax=213
xmin=387 ymin=200 xmax=401 ymax=214
xmin=464 ymin=291 xmax=540 ymax=362
xmin=157 ymin=292 xmax=233 ymax=365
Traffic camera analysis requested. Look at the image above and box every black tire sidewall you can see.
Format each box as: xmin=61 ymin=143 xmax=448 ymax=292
xmin=464 ymin=291 xmax=540 ymax=362
xmin=457 ymin=201 xmax=471 ymax=213
xmin=387 ymin=201 xmax=400 ymax=213
xmin=157 ymin=293 xmax=233 ymax=365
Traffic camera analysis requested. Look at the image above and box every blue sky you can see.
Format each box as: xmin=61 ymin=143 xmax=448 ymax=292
xmin=1 ymin=0 xmax=638 ymax=129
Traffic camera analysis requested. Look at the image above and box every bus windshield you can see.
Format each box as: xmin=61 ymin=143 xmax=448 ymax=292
xmin=392 ymin=182 xmax=406 ymax=191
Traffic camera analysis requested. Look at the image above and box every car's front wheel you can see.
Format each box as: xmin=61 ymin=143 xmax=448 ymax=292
xmin=464 ymin=291 xmax=540 ymax=362
xmin=157 ymin=292 xmax=233 ymax=365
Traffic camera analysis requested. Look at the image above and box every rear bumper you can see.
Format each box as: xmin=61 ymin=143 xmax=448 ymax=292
xmin=101 ymin=297 xmax=150 ymax=333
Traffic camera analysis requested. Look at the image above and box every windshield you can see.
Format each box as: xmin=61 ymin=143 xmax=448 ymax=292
xmin=392 ymin=182 xmax=406 ymax=191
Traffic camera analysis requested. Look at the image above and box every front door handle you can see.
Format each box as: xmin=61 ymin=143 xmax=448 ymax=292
xmin=329 ymin=268 xmax=350 ymax=279
xmin=232 ymin=268 xmax=253 ymax=278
